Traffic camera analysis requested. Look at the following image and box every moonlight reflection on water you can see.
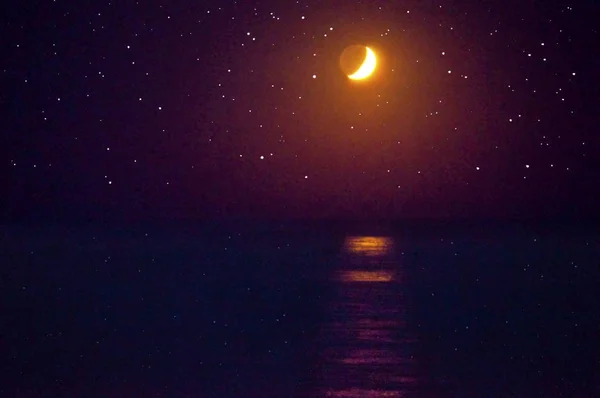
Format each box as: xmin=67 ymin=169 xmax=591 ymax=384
xmin=317 ymin=236 xmax=417 ymax=397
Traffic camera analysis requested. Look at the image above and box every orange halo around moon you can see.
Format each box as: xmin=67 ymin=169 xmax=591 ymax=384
xmin=339 ymin=45 xmax=377 ymax=80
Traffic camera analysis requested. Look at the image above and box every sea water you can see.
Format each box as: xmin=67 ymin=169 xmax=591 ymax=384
xmin=2 ymin=222 xmax=599 ymax=397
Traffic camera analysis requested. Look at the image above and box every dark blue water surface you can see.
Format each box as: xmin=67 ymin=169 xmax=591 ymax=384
xmin=1 ymin=222 xmax=599 ymax=397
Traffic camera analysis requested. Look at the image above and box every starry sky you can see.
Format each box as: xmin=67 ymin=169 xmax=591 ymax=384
xmin=2 ymin=1 xmax=598 ymax=222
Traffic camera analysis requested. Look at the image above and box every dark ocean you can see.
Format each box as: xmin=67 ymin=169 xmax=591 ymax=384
xmin=2 ymin=222 xmax=599 ymax=397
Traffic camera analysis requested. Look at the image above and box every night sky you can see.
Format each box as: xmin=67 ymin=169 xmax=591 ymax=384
xmin=3 ymin=1 xmax=598 ymax=222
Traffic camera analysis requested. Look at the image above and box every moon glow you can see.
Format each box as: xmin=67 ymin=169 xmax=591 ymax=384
xmin=340 ymin=45 xmax=377 ymax=81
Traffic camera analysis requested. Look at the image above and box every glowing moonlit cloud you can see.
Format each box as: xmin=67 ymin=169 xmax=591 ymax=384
xmin=348 ymin=47 xmax=377 ymax=80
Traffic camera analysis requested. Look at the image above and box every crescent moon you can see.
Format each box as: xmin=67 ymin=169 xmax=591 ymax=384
xmin=348 ymin=47 xmax=377 ymax=80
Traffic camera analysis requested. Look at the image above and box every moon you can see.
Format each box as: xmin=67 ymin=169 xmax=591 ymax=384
xmin=340 ymin=45 xmax=377 ymax=81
